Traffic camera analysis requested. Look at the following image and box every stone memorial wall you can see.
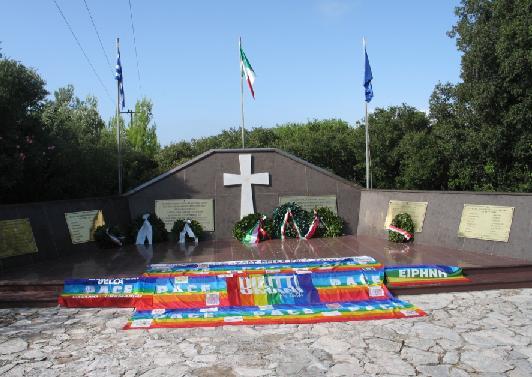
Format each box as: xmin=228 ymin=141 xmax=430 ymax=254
xmin=1 ymin=148 xmax=530 ymax=267
xmin=0 ymin=196 xmax=130 ymax=268
xmin=357 ymin=190 xmax=532 ymax=261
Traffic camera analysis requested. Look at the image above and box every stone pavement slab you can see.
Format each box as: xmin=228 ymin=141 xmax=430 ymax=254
xmin=0 ymin=289 xmax=531 ymax=376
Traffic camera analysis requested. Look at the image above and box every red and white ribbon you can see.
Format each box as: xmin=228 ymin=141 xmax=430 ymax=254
xmin=304 ymin=210 xmax=320 ymax=240
xmin=280 ymin=209 xmax=303 ymax=240
xmin=387 ymin=225 xmax=413 ymax=240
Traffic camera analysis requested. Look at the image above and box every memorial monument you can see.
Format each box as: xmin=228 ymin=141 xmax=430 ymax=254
xmin=125 ymin=148 xmax=362 ymax=239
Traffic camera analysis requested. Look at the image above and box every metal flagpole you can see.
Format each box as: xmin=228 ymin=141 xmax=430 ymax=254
xmin=116 ymin=37 xmax=122 ymax=194
xmin=365 ymin=101 xmax=369 ymax=189
xmin=240 ymin=37 xmax=245 ymax=149
xmin=363 ymin=37 xmax=370 ymax=190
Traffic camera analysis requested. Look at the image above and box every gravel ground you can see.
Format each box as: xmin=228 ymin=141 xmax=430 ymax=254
xmin=0 ymin=289 xmax=531 ymax=377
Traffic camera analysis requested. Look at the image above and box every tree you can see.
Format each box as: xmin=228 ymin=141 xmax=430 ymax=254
xmin=274 ymin=119 xmax=358 ymax=179
xmin=125 ymin=98 xmax=159 ymax=158
xmin=39 ymin=86 xmax=117 ymax=200
xmin=355 ymin=105 xmax=432 ymax=189
xmin=430 ymin=0 xmax=531 ymax=191
xmin=156 ymin=120 xmax=361 ymax=181
xmin=0 ymin=57 xmax=49 ymax=202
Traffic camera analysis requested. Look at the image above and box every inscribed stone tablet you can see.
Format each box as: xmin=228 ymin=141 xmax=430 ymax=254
xmin=457 ymin=204 xmax=514 ymax=242
xmin=155 ymin=199 xmax=214 ymax=232
xmin=279 ymin=196 xmax=337 ymax=214
xmin=384 ymin=200 xmax=428 ymax=233
xmin=0 ymin=219 xmax=38 ymax=258
xmin=65 ymin=210 xmax=104 ymax=244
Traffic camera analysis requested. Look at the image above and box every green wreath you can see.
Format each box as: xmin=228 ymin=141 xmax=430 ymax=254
xmin=171 ymin=219 xmax=204 ymax=241
xmin=389 ymin=213 xmax=415 ymax=243
xmin=94 ymin=225 xmax=125 ymax=249
xmin=315 ymin=207 xmax=344 ymax=238
xmin=272 ymin=202 xmax=312 ymax=238
xmin=129 ymin=213 xmax=168 ymax=243
xmin=232 ymin=213 xmax=273 ymax=242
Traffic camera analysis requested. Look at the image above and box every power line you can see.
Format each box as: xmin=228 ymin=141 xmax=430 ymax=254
xmin=52 ymin=0 xmax=113 ymax=105
xmin=82 ymin=0 xmax=113 ymax=76
xmin=127 ymin=0 xmax=143 ymax=94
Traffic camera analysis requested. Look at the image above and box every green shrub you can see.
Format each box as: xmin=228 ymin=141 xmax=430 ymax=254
xmin=315 ymin=207 xmax=344 ymax=238
xmin=129 ymin=213 xmax=168 ymax=243
xmin=171 ymin=219 xmax=204 ymax=241
xmin=93 ymin=225 xmax=125 ymax=249
xmin=389 ymin=213 xmax=415 ymax=243
xmin=232 ymin=213 xmax=273 ymax=241
xmin=272 ymin=202 xmax=312 ymax=238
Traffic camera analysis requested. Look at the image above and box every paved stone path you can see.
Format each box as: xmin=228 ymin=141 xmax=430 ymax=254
xmin=0 ymin=289 xmax=531 ymax=377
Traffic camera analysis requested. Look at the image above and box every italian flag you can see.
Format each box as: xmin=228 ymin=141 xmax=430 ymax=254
xmin=240 ymin=40 xmax=256 ymax=99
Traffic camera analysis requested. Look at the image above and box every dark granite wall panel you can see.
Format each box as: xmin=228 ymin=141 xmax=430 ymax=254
xmin=0 ymin=197 xmax=131 ymax=268
xmin=127 ymin=151 xmax=361 ymax=239
xmin=357 ymin=190 xmax=532 ymax=261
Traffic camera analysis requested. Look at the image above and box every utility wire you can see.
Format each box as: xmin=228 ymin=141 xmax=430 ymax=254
xmin=127 ymin=0 xmax=143 ymax=94
xmin=53 ymin=0 xmax=113 ymax=105
xmin=82 ymin=0 xmax=113 ymax=76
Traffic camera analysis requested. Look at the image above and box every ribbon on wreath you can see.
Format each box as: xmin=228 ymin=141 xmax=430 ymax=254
xmin=242 ymin=216 xmax=270 ymax=244
xmin=106 ymin=228 xmax=123 ymax=247
xmin=280 ymin=208 xmax=304 ymax=240
xmin=387 ymin=225 xmax=413 ymax=241
xmin=179 ymin=220 xmax=198 ymax=244
xmin=304 ymin=209 xmax=320 ymax=240
xmin=136 ymin=214 xmax=153 ymax=245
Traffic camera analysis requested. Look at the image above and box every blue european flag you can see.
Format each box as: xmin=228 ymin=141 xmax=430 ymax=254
xmin=115 ymin=47 xmax=125 ymax=109
xmin=364 ymin=45 xmax=373 ymax=103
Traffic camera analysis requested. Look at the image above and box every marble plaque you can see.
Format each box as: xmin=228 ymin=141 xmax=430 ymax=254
xmin=65 ymin=210 xmax=104 ymax=244
xmin=384 ymin=200 xmax=428 ymax=233
xmin=457 ymin=204 xmax=514 ymax=242
xmin=155 ymin=199 xmax=214 ymax=232
xmin=279 ymin=195 xmax=337 ymax=214
xmin=0 ymin=218 xmax=38 ymax=258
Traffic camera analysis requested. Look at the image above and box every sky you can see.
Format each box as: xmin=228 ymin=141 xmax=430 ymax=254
xmin=1 ymin=0 xmax=462 ymax=146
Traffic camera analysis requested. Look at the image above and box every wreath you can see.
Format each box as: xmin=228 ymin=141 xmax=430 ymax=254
xmin=314 ymin=207 xmax=344 ymax=238
xmin=388 ymin=213 xmax=415 ymax=243
xmin=171 ymin=219 xmax=204 ymax=241
xmin=94 ymin=225 xmax=125 ymax=249
xmin=272 ymin=202 xmax=312 ymax=239
xmin=232 ymin=213 xmax=273 ymax=242
xmin=129 ymin=213 xmax=168 ymax=243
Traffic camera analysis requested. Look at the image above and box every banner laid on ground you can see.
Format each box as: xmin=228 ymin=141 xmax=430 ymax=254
xmin=384 ymin=265 xmax=470 ymax=287
xmin=58 ymin=278 xmax=151 ymax=308
xmin=58 ymin=257 xmax=445 ymax=329
xmin=124 ymin=298 xmax=423 ymax=329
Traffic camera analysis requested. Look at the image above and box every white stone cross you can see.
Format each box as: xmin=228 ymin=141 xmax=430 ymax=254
xmin=223 ymin=154 xmax=269 ymax=219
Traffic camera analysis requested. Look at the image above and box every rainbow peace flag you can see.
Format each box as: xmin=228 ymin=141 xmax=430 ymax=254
xmin=60 ymin=257 xmax=471 ymax=329
xmin=384 ymin=265 xmax=470 ymax=287
xmin=124 ymin=298 xmax=423 ymax=329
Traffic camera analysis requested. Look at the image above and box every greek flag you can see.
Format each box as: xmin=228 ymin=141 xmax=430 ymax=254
xmin=115 ymin=47 xmax=125 ymax=109
xmin=363 ymin=40 xmax=373 ymax=103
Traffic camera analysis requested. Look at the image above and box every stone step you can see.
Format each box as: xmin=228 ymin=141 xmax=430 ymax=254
xmin=0 ymin=291 xmax=58 ymax=308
